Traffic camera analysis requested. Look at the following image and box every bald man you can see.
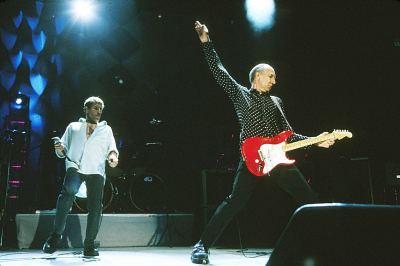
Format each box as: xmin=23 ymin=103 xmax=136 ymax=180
xmin=191 ymin=21 xmax=335 ymax=264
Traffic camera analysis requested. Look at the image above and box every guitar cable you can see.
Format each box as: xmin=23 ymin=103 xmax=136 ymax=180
xmin=235 ymin=217 xmax=271 ymax=258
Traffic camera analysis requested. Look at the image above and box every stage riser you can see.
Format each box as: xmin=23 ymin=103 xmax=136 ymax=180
xmin=16 ymin=213 xmax=193 ymax=249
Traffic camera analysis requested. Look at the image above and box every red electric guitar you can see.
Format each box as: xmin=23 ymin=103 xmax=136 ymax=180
xmin=241 ymin=130 xmax=352 ymax=176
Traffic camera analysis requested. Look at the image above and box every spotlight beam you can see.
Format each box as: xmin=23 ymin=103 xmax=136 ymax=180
xmin=71 ymin=0 xmax=97 ymax=22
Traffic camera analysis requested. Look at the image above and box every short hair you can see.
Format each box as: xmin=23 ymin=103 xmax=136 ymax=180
xmin=249 ymin=63 xmax=273 ymax=84
xmin=83 ymin=96 xmax=104 ymax=110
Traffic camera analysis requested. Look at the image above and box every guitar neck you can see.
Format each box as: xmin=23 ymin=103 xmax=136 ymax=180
xmin=283 ymin=133 xmax=334 ymax=152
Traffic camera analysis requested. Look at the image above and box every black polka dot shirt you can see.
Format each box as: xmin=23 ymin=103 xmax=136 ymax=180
xmin=202 ymin=41 xmax=308 ymax=145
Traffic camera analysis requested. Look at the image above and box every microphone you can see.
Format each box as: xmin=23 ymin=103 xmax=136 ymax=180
xmin=51 ymin=137 xmax=75 ymax=165
xmin=51 ymin=137 xmax=62 ymax=145
xmin=51 ymin=137 xmax=67 ymax=157
xmin=51 ymin=137 xmax=78 ymax=166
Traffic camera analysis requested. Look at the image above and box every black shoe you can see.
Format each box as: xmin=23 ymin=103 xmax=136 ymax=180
xmin=191 ymin=241 xmax=209 ymax=264
xmin=42 ymin=233 xmax=61 ymax=254
xmin=84 ymin=246 xmax=99 ymax=257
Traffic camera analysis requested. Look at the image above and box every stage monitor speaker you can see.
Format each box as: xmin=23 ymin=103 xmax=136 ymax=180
xmin=201 ymin=169 xmax=234 ymax=226
xmin=266 ymin=203 xmax=400 ymax=266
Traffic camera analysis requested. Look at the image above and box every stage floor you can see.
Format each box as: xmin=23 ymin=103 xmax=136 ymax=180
xmin=0 ymin=247 xmax=272 ymax=266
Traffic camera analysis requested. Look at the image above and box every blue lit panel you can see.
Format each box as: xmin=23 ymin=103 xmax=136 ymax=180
xmin=0 ymin=29 xmax=17 ymax=50
xmin=55 ymin=15 xmax=67 ymax=35
xmin=29 ymin=73 xmax=47 ymax=95
xmin=51 ymin=54 xmax=63 ymax=75
xmin=32 ymin=31 xmax=46 ymax=53
xmin=0 ymin=102 xmax=8 ymax=118
xmin=50 ymin=87 xmax=61 ymax=111
xmin=25 ymin=16 xmax=39 ymax=31
xmin=35 ymin=1 xmax=44 ymax=17
xmin=30 ymin=112 xmax=44 ymax=134
xmin=23 ymin=53 xmax=38 ymax=70
xmin=12 ymin=10 xmax=23 ymax=28
xmin=10 ymin=51 xmax=23 ymax=70
xmin=0 ymin=70 xmax=16 ymax=91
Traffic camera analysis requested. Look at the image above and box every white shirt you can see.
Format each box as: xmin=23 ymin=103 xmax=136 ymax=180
xmin=56 ymin=118 xmax=118 ymax=177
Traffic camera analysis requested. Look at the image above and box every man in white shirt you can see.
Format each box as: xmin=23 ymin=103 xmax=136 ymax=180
xmin=43 ymin=96 xmax=119 ymax=257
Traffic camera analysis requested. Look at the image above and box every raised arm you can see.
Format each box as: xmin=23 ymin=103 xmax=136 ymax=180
xmin=194 ymin=21 xmax=245 ymax=101
xmin=194 ymin=21 xmax=210 ymax=43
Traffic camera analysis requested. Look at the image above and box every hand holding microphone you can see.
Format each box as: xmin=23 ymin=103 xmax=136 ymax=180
xmin=51 ymin=137 xmax=65 ymax=154
xmin=52 ymin=137 xmax=77 ymax=165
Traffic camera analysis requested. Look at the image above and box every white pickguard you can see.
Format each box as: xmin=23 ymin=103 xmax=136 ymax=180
xmin=259 ymin=142 xmax=295 ymax=174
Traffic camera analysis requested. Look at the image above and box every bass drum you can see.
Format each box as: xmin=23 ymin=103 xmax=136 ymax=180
xmin=74 ymin=179 xmax=115 ymax=212
xmin=129 ymin=172 xmax=167 ymax=213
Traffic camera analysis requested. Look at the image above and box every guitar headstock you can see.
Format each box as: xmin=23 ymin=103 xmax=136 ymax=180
xmin=332 ymin=129 xmax=353 ymax=140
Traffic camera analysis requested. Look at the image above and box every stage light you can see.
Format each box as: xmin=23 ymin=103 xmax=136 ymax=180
xmin=9 ymin=93 xmax=30 ymax=118
xmin=114 ymin=75 xmax=124 ymax=85
xmin=245 ymin=0 xmax=276 ymax=32
xmin=15 ymin=97 xmax=23 ymax=105
xmin=71 ymin=0 xmax=97 ymax=22
xmin=11 ymin=94 xmax=28 ymax=109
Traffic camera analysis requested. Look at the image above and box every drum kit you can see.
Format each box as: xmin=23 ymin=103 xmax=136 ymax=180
xmin=73 ymin=171 xmax=167 ymax=213
xmin=74 ymin=118 xmax=168 ymax=213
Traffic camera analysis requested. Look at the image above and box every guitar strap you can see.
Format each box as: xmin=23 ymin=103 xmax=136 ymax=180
xmin=271 ymin=96 xmax=292 ymax=131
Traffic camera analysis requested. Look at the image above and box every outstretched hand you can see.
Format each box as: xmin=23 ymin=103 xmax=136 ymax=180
xmin=194 ymin=21 xmax=210 ymax=43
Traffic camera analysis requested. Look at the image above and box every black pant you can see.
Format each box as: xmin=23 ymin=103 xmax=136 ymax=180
xmin=200 ymin=159 xmax=317 ymax=247
xmin=53 ymin=168 xmax=104 ymax=248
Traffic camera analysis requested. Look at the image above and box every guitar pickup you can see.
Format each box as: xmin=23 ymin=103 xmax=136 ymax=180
xmin=258 ymin=150 xmax=265 ymax=161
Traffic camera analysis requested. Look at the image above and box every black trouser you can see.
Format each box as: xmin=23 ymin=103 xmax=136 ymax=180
xmin=200 ymin=159 xmax=317 ymax=248
xmin=53 ymin=167 xmax=104 ymax=248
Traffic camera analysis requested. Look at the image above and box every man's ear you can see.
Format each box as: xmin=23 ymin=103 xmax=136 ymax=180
xmin=83 ymin=106 xmax=87 ymax=115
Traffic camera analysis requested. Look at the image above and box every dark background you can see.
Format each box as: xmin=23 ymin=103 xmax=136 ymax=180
xmin=1 ymin=0 xmax=400 ymax=247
